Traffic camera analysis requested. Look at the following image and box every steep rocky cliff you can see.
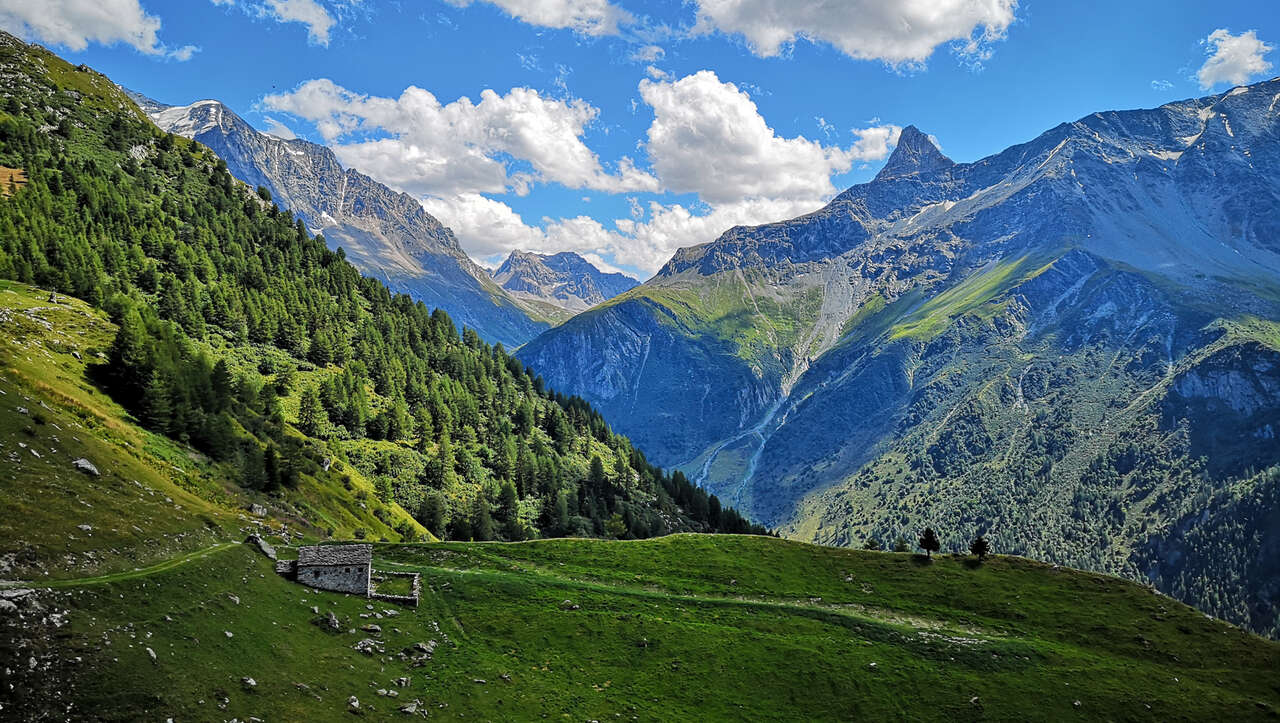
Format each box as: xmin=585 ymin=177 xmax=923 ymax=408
xmin=492 ymin=250 xmax=638 ymax=316
xmin=139 ymin=95 xmax=549 ymax=347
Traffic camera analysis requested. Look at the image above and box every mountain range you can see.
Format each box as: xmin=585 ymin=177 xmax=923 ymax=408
xmin=517 ymin=85 xmax=1280 ymax=636
xmin=492 ymin=250 xmax=638 ymax=320
xmin=136 ymin=93 xmax=550 ymax=347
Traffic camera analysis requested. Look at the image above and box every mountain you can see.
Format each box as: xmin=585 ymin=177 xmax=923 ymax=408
xmin=3 ymin=31 xmax=1280 ymax=723
xmin=137 ymin=94 xmax=549 ymax=347
xmin=0 ymin=28 xmax=762 ymax=576
xmin=492 ymin=250 xmax=638 ymax=318
xmin=518 ymin=86 xmax=1280 ymax=637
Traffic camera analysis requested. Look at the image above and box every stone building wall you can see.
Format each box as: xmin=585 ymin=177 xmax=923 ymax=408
xmin=296 ymin=563 xmax=370 ymax=595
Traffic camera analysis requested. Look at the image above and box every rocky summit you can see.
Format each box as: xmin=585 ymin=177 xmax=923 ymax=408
xmin=518 ymin=79 xmax=1280 ymax=638
xmin=493 ymin=250 xmax=638 ymax=317
xmin=138 ymin=94 xmax=550 ymax=347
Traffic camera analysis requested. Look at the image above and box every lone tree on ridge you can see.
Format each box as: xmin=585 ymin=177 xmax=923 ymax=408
xmin=918 ymin=527 xmax=941 ymax=559
xmin=970 ymin=535 xmax=991 ymax=560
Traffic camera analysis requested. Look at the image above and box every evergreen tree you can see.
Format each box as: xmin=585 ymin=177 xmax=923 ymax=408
xmin=297 ymin=385 xmax=324 ymax=437
xmin=605 ymin=512 xmax=627 ymax=539
xmin=892 ymin=536 xmax=911 ymax=553
xmin=141 ymin=370 xmax=173 ymax=434
xmin=498 ymin=480 xmax=521 ymax=540
xmin=970 ymin=535 xmax=991 ymax=560
xmin=418 ymin=492 xmax=445 ymax=539
xmin=863 ymin=538 xmax=882 ymax=551
xmin=919 ymin=527 xmax=941 ymax=558
xmin=472 ymin=495 xmax=495 ymax=541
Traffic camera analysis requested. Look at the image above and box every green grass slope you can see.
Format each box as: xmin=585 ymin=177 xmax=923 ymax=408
xmin=3 ymin=535 xmax=1278 ymax=721
xmin=0 ymin=279 xmax=426 ymax=582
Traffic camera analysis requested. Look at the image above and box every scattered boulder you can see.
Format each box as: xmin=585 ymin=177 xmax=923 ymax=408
xmin=348 ymin=696 xmax=360 ymax=710
xmin=72 ymin=458 xmax=99 ymax=476
xmin=77 ymin=524 xmax=92 ymax=533
xmin=242 ymin=677 xmax=257 ymax=690
xmin=352 ymin=638 xmax=383 ymax=656
xmin=146 ymin=647 xmax=156 ymax=663
xmin=247 ymin=504 xmax=267 ymax=517
xmin=245 ymin=535 xmax=277 ymax=561
xmin=362 ymin=624 xmax=382 ymax=634
xmin=399 ymin=701 xmax=419 ymax=714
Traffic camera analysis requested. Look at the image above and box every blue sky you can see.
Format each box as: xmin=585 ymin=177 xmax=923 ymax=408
xmin=4 ymin=0 xmax=1278 ymax=278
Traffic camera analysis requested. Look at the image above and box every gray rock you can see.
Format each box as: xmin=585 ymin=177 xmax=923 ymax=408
xmin=72 ymin=458 xmax=99 ymax=476
xmin=242 ymin=677 xmax=257 ymax=689
xmin=145 ymin=97 xmax=547 ymax=348
xmin=146 ymin=647 xmax=156 ymax=663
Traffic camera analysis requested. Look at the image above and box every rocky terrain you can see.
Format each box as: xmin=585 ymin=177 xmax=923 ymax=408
xmin=139 ymin=94 xmax=550 ymax=347
xmin=492 ymin=250 xmax=638 ymax=317
xmin=519 ymin=85 xmax=1280 ymax=637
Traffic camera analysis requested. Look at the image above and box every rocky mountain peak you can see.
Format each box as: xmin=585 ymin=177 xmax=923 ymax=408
xmin=874 ymin=125 xmax=954 ymax=181
xmin=142 ymin=93 xmax=549 ymax=346
xmin=493 ymin=250 xmax=637 ymax=313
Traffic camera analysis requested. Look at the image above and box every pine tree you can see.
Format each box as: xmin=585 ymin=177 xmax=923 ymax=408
xmin=297 ymin=385 xmax=324 ymax=437
xmin=210 ymin=359 xmax=233 ymax=412
xmin=970 ymin=535 xmax=991 ymax=560
xmin=472 ymin=495 xmax=494 ymax=541
xmin=892 ymin=536 xmax=910 ymax=553
xmin=498 ymin=480 xmax=521 ymax=538
xmin=919 ymin=527 xmax=941 ymax=558
xmin=141 ymin=370 xmax=173 ymax=434
xmin=863 ymin=538 xmax=882 ymax=551
xmin=263 ymin=444 xmax=281 ymax=492
xmin=605 ymin=512 xmax=627 ymax=539
xmin=418 ymin=492 xmax=445 ymax=539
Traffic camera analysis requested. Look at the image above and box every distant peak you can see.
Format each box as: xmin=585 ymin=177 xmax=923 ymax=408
xmin=875 ymin=125 xmax=953 ymax=181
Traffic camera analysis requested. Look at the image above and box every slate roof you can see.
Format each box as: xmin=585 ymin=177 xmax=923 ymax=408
xmin=297 ymin=544 xmax=372 ymax=567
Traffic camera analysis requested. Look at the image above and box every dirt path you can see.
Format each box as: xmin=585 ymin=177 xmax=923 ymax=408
xmin=0 ymin=542 xmax=240 ymax=589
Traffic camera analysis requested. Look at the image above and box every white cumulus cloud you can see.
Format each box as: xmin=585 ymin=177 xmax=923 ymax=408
xmin=639 ymin=70 xmax=899 ymax=205
xmin=690 ymin=0 xmax=1017 ymax=66
xmin=263 ymin=0 xmax=335 ymax=45
xmin=444 ymin=0 xmax=632 ymax=37
xmin=1197 ymin=29 xmax=1273 ymax=90
xmin=0 ymin=0 xmax=195 ymax=59
xmin=211 ymin=0 xmax=351 ymax=47
xmin=262 ymin=117 xmax=298 ymax=139
xmin=264 ymin=78 xmax=658 ymax=197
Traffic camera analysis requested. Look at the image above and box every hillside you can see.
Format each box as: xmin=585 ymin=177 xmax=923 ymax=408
xmin=4 ymin=535 xmax=1280 ymax=720
xmin=517 ymin=95 xmax=1280 ymax=637
xmin=0 ymin=27 xmax=761 ymax=584
xmin=139 ymin=95 xmax=552 ymax=347
xmin=493 ymin=249 xmax=639 ymax=317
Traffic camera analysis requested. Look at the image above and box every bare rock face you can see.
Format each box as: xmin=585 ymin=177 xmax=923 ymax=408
xmin=139 ymin=95 xmax=548 ymax=347
xmin=493 ymin=250 xmax=638 ymax=313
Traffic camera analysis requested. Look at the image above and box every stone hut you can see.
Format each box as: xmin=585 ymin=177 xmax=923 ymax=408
xmin=294 ymin=544 xmax=372 ymax=595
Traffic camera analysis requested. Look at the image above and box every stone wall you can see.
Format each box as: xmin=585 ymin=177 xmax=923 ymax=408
xmin=296 ymin=563 xmax=370 ymax=595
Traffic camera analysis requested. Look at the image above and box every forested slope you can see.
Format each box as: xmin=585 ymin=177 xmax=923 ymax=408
xmin=0 ymin=31 xmax=761 ymax=575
